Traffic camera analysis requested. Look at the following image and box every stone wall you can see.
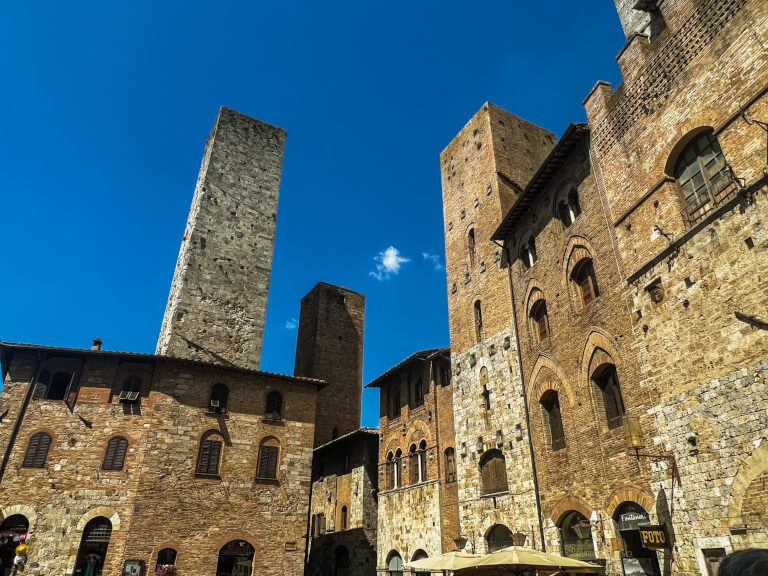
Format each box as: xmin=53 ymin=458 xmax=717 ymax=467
xmin=157 ymin=107 xmax=285 ymax=370
xmin=0 ymin=344 xmax=318 ymax=576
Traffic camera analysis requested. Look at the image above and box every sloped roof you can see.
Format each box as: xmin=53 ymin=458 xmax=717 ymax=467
xmin=364 ymin=347 xmax=450 ymax=389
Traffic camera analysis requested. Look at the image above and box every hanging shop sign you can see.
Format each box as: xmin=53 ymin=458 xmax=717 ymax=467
xmin=638 ymin=525 xmax=670 ymax=550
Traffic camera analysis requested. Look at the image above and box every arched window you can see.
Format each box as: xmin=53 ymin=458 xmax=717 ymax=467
xmin=156 ymin=548 xmax=178 ymax=569
xmin=102 ymin=436 xmax=128 ymax=471
xmin=674 ymin=131 xmax=732 ymax=225
xmin=520 ymin=236 xmax=537 ymax=269
xmin=217 ymin=540 xmax=254 ymax=576
xmin=339 ymin=506 xmax=348 ymax=531
xmin=393 ymin=449 xmax=402 ymax=488
xmin=418 ymin=440 xmax=428 ymax=482
xmin=558 ymin=189 xmax=581 ymax=227
xmin=119 ymin=376 xmax=142 ymax=404
xmin=474 ymin=300 xmax=483 ymax=342
xmin=22 ymin=432 xmax=52 ymax=468
xmin=444 ymin=447 xmax=456 ymax=482
xmin=74 ymin=517 xmax=112 ymax=576
xmin=479 ymin=449 xmax=508 ymax=495
xmin=334 ymin=545 xmax=350 ymax=576
xmin=593 ymin=364 xmax=625 ymax=429
xmin=486 ymin=524 xmax=515 ymax=553
xmin=414 ymin=378 xmax=424 ymax=407
xmin=559 ymin=511 xmax=595 ymax=561
xmin=387 ymin=551 xmax=403 ymax=576
xmin=571 ymin=259 xmax=599 ymax=308
xmin=196 ymin=431 xmax=223 ymax=476
xmin=265 ymin=391 xmax=282 ymax=420
xmin=257 ymin=437 xmax=280 ymax=479
xmin=468 ymin=228 xmax=476 ymax=266
xmin=530 ymin=299 xmax=550 ymax=343
xmin=482 ymin=384 xmax=491 ymax=412
xmin=386 ymin=452 xmax=396 ymax=490
xmin=0 ymin=515 xmax=28 ymax=538
xmin=210 ymin=383 xmax=229 ymax=414
xmin=409 ymin=444 xmax=419 ymax=485
xmin=541 ymin=391 xmax=565 ymax=451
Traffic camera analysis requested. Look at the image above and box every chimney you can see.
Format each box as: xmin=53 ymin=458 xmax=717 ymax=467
xmin=91 ymin=338 xmax=103 ymax=351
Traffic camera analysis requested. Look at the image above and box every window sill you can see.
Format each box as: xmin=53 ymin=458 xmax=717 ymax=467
xmin=261 ymin=417 xmax=285 ymax=426
xmin=481 ymin=490 xmax=509 ymax=499
xmin=254 ymin=476 xmax=280 ymax=485
xmin=194 ymin=473 xmax=221 ymax=481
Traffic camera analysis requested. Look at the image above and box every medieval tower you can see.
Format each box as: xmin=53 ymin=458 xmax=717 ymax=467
xmin=440 ymin=103 xmax=555 ymax=551
xmin=157 ymin=106 xmax=286 ymax=370
xmin=294 ymin=282 xmax=366 ymax=446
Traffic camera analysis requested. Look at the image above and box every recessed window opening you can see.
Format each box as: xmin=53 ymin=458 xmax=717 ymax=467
xmin=572 ymin=259 xmax=599 ymax=308
xmin=119 ymin=376 xmax=141 ymax=404
xmin=265 ymin=391 xmax=282 ymax=420
xmin=209 ymin=383 xmax=229 ymax=414
xmin=593 ymin=364 xmax=625 ymax=429
xmin=520 ymin=237 xmax=537 ymax=269
xmin=474 ymin=300 xmax=483 ymax=342
xmin=468 ymin=228 xmax=476 ymax=266
xmin=541 ymin=391 xmax=565 ymax=451
xmin=530 ymin=300 xmax=550 ymax=342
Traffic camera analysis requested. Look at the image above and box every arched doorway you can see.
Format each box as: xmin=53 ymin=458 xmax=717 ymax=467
xmin=613 ymin=502 xmax=660 ymax=576
xmin=217 ymin=540 xmax=254 ymax=576
xmin=0 ymin=515 xmax=28 ymax=572
xmin=559 ymin=511 xmax=595 ymax=561
xmin=334 ymin=545 xmax=350 ymax=576
xmin=486 ymin=524 xmax=515 ymax=552
xmin=73 ymin=517 xmax=112 ymax=576
xmin=411 ymin=549 xmax=428 ymax=574
xmin=386 ymin=550 xmax=403 ymax=576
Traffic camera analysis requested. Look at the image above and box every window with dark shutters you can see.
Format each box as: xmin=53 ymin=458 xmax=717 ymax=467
xmin=23 ymin=432 xmax=52 ymax=468
xmin=257 ymin=437 xmax=280 ymax=479
xmin=102 ymin=436 xmax=128 ymax=471
xmin=480 ymin=449 xmax=508 ymax=495
xmin=196 ymin=434 xmax=223 ymax=476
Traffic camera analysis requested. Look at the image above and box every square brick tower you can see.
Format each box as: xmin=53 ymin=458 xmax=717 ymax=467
xmin=157 ymin=107 xmax=286 ymax=370
xmin=441 ymin=102 xmax=554 ymax=551
xmin=294 ymin=282 xmax=366 ymax=446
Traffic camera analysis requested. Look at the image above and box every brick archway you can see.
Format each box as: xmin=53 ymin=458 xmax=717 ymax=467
xmin=549 ymin=496 xmax=594 ymax=525
xmin=604 ymin=486 xmax=655 ymax=518
xmin=528 ymin=355 xmax=575 ymax=407
xmin=524 ymin=278 xmax=546 ymax=314
xmin=0 ymin=505 xmax=37 ymax=532
xmin=561 ymin=236 xmax=596 ymax=281
xmin=727 ymin=441 xmax=768 ymax=523
xmin=579 ymin=330 xmax=621 ymax=392
xmin=405 ymin=420 xmax=431 ymax=447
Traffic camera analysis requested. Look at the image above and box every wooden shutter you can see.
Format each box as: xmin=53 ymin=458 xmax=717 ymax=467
xmin=197 ymin=439 xmax=221 ymax=475
xmin=23 ymin=432 xmax=51 ymax=468
xmin=103 ymin=437 xmax=128 ymax=471
xmin=259 ymin=445 xmax=278 ymax=478
xmin=33 ymin=370 xmax=50 ymax=400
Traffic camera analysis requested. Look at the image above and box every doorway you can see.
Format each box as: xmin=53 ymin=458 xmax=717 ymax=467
xmin=73 ymin=517 xmax=112 ymax=576
xmin=613 ymin=502 xmax=661 ymax=576
xmin=217 ymin=540 xmax=254 ymax=576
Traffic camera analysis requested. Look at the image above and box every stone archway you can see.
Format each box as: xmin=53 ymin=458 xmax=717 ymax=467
xmin=728 ymin=441 xmax=768 ymax=526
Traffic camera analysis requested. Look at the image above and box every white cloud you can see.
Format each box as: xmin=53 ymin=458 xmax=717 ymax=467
xmin=370 ymin=246 xmax=410 ymax=280
xmin=285 ymin=318 xmax=298 ymax=330
xmin=422 ymin=252 xmax=445 ymax=271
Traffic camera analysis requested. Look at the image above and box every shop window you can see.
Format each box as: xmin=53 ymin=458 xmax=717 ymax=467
xmin=541 ymin=391 xmax=565 ymax=451
xmin=444 ymin=447 xmax=456 ymax=482
xmin=414 ymin=378 xmax=424 ymax=407
xmin=209 ymin=383 xmax=229 ymax=414
xmin=119 ymin=376 xmax=141 ymax=404
xmin=520 ymin=236 xmax=537 ymax=269
xmin=474 ymin=300 xmax=483 ymax=342
xmin=479 ymin=449 xmax=508 ymax=495
xmin=613 ymin=502 xmax=660 ymax=576
xmin=73 ymin=517 xmax=111 ymax=576
xmin=675 ymin=131 xmax=735 ymax=226
xmin=559 ymin=511 xmax=595 ymax=561
xmin=22 ymin=432 xmax=52 ymax=468
xmin=265 ymin=391 xmax=282 ymax=420
xmin=257 ymin=437 xmax=280 ymax=479
xmin=387 ymin=551 xmax=403 ymax=576
xmin=572 ymin=259 xmax=599 ymax=308
xmin=196 ymin=431 xmax=223 ymax=476
xmin=593 ymin=364 xmax=625 ymax=429
xmin=102 ymin=436 xmax=128 ymax=471
xmin=530 ymin=300 xmax=550 ymax=343
xmin=156 ymin=548 xmax=178 ymax=570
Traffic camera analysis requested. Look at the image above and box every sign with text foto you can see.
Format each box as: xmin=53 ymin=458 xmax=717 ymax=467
xmin=638 ymin=525 xmax=670 ymax=550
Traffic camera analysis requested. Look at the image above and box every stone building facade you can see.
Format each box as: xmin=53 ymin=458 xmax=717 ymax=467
xmin=0 ymin=341 xmax=321 ymax=576
xmin=306 ymin=428 xmax=378 ymax=576
xmin=366 ymin=348 xmax=459 ymax=572
xmin=440 ymin=104 xmax=555 ymax=554
xmin=157 ymin=106 xmax=285 ymax=371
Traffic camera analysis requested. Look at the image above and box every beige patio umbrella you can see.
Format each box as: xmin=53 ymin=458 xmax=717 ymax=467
xmin=470 ymin=546 xmax=605 ymax=574
xmin=405 ymin=551 xmax=483 ymax=572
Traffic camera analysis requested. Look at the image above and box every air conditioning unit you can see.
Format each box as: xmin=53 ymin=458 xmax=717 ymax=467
xmin=119 ymin=390 xmax=140 ymax=403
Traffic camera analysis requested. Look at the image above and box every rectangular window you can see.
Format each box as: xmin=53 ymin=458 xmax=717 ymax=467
xmin=258 ymin=445 xmax=279 ymax=478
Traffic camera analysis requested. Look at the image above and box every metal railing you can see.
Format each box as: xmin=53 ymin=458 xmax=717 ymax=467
xmin=680 ymin=165 xmax=743 ymax=228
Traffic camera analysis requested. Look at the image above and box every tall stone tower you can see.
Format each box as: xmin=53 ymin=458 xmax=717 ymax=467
xmin=294 ymin=282 xmax=365 ymax=447
xmin=441 ymin=102 xmax=554 ymax=551
xmin=157 ymin=107 xmax=286 ymax=370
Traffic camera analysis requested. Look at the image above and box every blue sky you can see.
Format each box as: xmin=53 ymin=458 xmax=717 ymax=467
xmin=0 ymin=1 xmax=626 ymax=428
